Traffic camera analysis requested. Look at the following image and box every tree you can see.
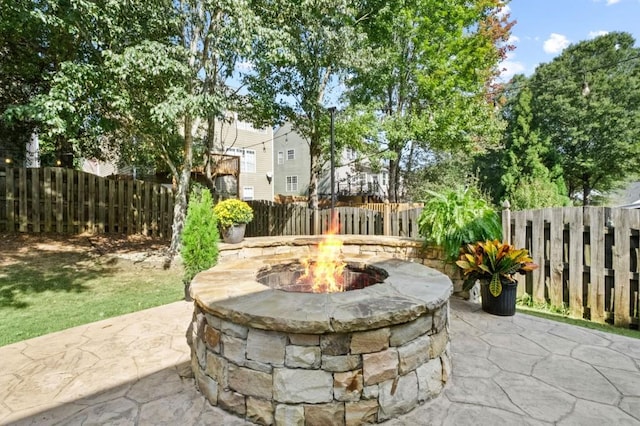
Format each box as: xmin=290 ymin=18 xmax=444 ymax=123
xmin=5 ymin=0 xmax=261 ymax=257
xmin=244 ymin=0 xmax=367 ymax=209
xmin=345 ymin=0 xmax=513 ymax=201
xmin=477 ymin=75 xmax=568 ymax=209
xmin=530 ymin=32 xmax=640 ymax=205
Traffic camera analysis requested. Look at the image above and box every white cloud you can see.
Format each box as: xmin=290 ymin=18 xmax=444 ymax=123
xmin=593 ymin=0 xmax=621 ymax=4
xmin=543 ymin=33 xmax=570 ymax=54
xmin=499 ymin=60 xmax=527 ymax=80
xmin=508 ymin=35 xmax=520 ymax=44
xmin=588 ymin=30 xmax=609 ymax=39
xmin=498 ymin=51 xmax=527 ymax=80
xmin=497 ymin=5 xmax=510 ymax=18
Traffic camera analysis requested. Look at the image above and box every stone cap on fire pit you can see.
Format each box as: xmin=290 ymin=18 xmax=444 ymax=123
xmin=190 ymin=253 xmax=453 ymax=334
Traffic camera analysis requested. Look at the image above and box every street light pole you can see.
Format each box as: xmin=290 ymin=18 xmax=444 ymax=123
xmin=328 ymin=107 xmax=337 ymax=221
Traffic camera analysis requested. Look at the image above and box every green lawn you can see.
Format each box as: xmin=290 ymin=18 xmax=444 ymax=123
xmin=0 ymin=247 xmax=183 ymax=347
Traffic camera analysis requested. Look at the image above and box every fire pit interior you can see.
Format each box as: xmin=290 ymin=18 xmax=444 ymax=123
xmin=188 ymin=236 xmax=453 ymax=426
xmin=257 ymin=261 xmax=388 ymax=293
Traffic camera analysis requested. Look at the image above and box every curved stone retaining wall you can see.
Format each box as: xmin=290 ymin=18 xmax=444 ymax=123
xmin=188 ymin=236 xmax=453 ymax=425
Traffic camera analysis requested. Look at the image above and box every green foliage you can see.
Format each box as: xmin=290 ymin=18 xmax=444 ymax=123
xmin=417 ymin=187 xmax=502 ymax=261
xmin=213 ymin=199 xmax=254 ymax=228
xmin=477 ymin=75 xmax=569 ymax=209
xmin=456 ymin=240 xmax=538 ymax=297
xmin=346 ymin=0 xmax=512 ymax=201
xmin=181 ymin=186 xmax=220 ymax=283
xmin=529 ymin=32 xmax=640 ymax=204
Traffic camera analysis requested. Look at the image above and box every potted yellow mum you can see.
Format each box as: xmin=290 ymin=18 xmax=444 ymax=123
xmin=213 ymin=198 xmax=254 ymax=244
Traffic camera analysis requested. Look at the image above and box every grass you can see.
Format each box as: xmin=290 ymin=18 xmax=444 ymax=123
xmin=517 ymin=297 xmax=640 ymax=340
xmin=0 ymin=246 xmax=183 ymax=347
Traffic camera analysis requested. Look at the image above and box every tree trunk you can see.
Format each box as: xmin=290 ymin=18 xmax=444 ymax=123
xmin=169 ymin=115 xmax=194 ymax=257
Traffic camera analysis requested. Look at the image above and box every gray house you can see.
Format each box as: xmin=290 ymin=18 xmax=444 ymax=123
xmin=273 ymin=122 xmax=389 ymax=202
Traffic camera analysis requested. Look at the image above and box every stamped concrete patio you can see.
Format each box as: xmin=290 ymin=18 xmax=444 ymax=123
xmin=1 ymin=297 xmax=639 ymax=425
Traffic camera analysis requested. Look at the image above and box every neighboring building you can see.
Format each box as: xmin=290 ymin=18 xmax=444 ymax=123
xmin=273 ymin=122 xmax=311 ymax=198
xmin=608 ymin=181 xmax=640 ymax=208
xmin=209 ymin=113 xmax=274 ymax=201
xmin=273 ymin=122 xmax=389 ymax=202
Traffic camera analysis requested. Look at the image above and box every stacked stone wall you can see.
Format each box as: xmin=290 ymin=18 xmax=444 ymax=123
xmin=189 ymin=301 xmax=451 ymax=425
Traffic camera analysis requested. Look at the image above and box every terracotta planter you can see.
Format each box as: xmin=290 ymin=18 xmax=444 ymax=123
xmin=221 ymin=223 xmax=246 ymax=244
xmin=480 ymin=279 xmax=517 ymax=316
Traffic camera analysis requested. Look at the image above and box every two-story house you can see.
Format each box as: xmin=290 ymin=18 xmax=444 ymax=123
xmin=209 ymin=113 xmax=274 ymax=201
xmin=273 ymin=122 xmax=389 ymax=203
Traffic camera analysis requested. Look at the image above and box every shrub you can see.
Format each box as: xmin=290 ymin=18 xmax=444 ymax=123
xmin=213 ymin=198 xmax=254 ymax=228
xmin=181 ymin=186 xmax=220 ymax=283
xmin=417 ymin=186 xmax=502 ymax=261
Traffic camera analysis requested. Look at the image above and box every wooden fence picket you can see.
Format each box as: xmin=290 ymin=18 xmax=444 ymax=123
xmin=0 ymin=166 xmax=173 ymax=236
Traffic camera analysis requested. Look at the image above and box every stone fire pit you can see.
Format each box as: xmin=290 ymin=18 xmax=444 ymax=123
xmin=188 ymin=236 xmax=453 ymax=425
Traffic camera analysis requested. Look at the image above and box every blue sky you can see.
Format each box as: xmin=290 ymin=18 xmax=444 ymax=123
xmin=501 ymin=0 xmax=640 ymax=79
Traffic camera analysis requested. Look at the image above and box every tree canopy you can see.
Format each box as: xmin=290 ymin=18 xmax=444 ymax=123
xmin=530 ymin=32 xmax=640 ymax=204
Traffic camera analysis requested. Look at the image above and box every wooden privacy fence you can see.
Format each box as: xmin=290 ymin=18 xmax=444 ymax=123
xmin=246 ymin=200 xmax=423 ymax=238
xmin=504 ymin=206 xmax=640 ymax=327
xmin=0 ymin=166 xmax=174 ymax=237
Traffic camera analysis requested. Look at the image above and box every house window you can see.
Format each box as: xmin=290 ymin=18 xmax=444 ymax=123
xmin=278 ymin=151 xmax=284 ymax=164
xmin=346 ymin=148 xmax=356 ymax=161
xmin=242 ymin=186 xmax=254 ymax=201
xmin=286 ymin=176 xmax=298 ymax=192
xmin=287 ymin=149 xmax=295 ymax=160
xmin=227 ymin=148 xmax=256 ymax=173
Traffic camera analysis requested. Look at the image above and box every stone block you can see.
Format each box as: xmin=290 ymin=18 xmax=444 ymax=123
xmin=350 ymin=328 xmax=390 ymax=354
xmin=196 ymin=368 xmax=218 ymax=405
xmin=247 ymin=329 xmax=287 ymax=366
xmin=285 ymin=345 xmax=321 ymax=369
xmin=273 ymin=368 xmax=333 ymax=403
xmin=247 ymin=397 xmax=274 ymax=426
xmin=275 ymin=404 xmax=305 ymax=426
xmin=204 ymin=324 xmax=221 ymax=351
xmin=305 ymin=402 xmax=345 ymax=426
xmin=397 ymin=333 xmax=430 ymax=374
xmin=204 ymin=313 xmax=221 ymax=329
xmin=220 ymin=319 xmax=248 ymax=339
xmin=228 ymin=364 xmax=273 ymax=400
xmin=362 ymin=348 xmax=398 ymax=386
xmin=334 ymin=370 xmax=363 ymax=402
xmin=345 ymin=400 xmax=378 ymax=426
xmin=320 ymin=334 xmax=351 ymax=356
xmin=441 ymin=353 xmax=451 ymax=383
xmin=196 ymin=336 xmax=207 ymax=369
xmin=428 ymin=329 xmax=449 ymax=359
xmin=288 ymin=333 xmax=320 ymax=346
xmin=416 ymin=358 xmax=443 ymax=402
xmin=390 ymin=314 xmax=433 ymax=347
xmin=238 ymin=247 xmax=264 ymax=259
xmin=432 ymin=303 xmax=448 ymax=333
xmin=362 ymin=385 xmax=379 ymax=400
xmin=195 ymin=312 xmax=206 ymax=336
xmin=218 ymin=389 xmax=246 ymax=416
xmin=378 ymin=373 xmax=418 ymax=421
xmin=205 ymin=351 xmax=228 ymax=387
xmin=322 ymin=354 xmax=362 ymax=372
xmin=222 ymin=334 xmax=246 ymax=365
xmin=245 ymin=359 xmax=273 ymax=374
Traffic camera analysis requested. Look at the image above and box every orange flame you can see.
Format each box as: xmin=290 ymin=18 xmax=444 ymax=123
xmin=297 ymin=216 xmax=346 ymax=293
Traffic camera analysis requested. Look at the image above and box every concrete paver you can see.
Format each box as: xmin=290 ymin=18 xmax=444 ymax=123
xmin=1 ymin=298 xmax=639 ymax=425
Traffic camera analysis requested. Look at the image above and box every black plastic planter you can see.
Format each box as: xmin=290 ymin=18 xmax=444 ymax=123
xmin=480 ymin=280 xmax=517 ymax=316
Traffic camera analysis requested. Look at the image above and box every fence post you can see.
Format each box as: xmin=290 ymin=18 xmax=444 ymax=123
xmin=502 ymin=200 xmax=511 ymax=244
xmin=383 ymin=199 xmax=391 ymax=236
xmin=313 ymin=207 xmax=319 ymax=235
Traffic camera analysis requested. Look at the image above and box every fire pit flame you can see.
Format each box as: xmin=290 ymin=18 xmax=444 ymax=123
xmin=296 ymin=220 xmax=347 ymax=293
